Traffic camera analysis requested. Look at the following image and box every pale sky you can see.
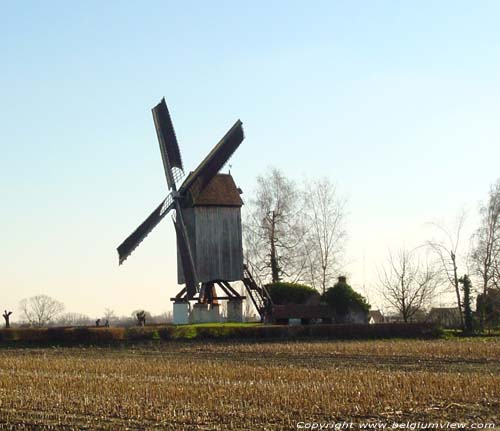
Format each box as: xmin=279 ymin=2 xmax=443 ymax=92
xmin=1 ymin=1 xmax=499 ymax=319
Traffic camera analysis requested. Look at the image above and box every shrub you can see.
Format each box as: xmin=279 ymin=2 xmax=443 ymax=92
xmin=322 ymin=277 xmax=370 ymax=316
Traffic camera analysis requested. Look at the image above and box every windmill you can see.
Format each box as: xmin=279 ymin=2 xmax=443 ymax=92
xmin=117 ymin=98 xmax=271 ymax=323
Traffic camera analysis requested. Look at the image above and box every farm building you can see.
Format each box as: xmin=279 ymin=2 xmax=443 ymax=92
xmin=267 ymin=277 xmax=369 ymax=325
xmin=368 ymin=310 xmax=385 ymax=324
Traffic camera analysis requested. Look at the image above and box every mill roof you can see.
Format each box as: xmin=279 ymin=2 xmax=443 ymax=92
xmin=189 ymin=173 xmax=243 ymax=207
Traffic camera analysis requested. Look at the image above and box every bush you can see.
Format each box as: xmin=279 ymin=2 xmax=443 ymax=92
xmin=266 ymin=282 xmax=318 ymax=305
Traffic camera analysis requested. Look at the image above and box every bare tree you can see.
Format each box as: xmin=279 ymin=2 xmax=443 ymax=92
xmin=243 ymin=168 xmax=306 ymax=284
xmin=472 ymin=179 xmax=500 ymax=294
xmin=378 ymin=247 xmax=439 ymax=322
xmin=55 ymin=312 xmax=92 ymax=326
xmin=302 ymin=178 xmax=347 ymax=294
xmin=132 ymin=310 xmax=149 ymax=326
xmin=19 ymin=295 xmax=65 ymax=327
xmin=3 ymin=310 xmax=12 ymax=328
xmin=154 ymin=311 xmax=172 ymax=324
xmin=426 ymin=212 xmax=467 ymax=329
xmin=103 ymin=308 xmax=117 ymax=324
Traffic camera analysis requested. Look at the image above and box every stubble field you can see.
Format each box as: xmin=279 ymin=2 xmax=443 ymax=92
xmin=0 ymin=338 xmax=499 ymax=430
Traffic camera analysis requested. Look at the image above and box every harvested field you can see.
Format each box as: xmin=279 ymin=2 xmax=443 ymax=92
xmin=0 ymin=338 xmax=499 ymax=430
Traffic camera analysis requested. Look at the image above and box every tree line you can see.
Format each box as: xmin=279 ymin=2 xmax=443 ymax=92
xmin=379 ymin=179 xmax=500 ymax=331
xmin=1 ymin=295 xmax=174 ymax=328
xmin=244 ymin=168 xmax=500 ymax=332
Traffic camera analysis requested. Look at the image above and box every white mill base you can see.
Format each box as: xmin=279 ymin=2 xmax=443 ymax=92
xmin=227 ymin=298 xmax=243 ymax=323
xmin=173 ymin=300 xmax=243 ymax=324
xmin=173 ymin=302 xmax=190 ymax=325
xmin=191 ymin=303 xmax=221 ymax=323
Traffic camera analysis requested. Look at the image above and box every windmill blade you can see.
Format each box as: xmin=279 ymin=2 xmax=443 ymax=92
xmin=173 ymin=206 xmax=198 ymax=298
xmin=152 ymin=98 xmax=184 ymax=190
xmin=179 ymin=120 xmax=244 ymax=196
xmin=117 ymin=196 xmax=174 ymax=264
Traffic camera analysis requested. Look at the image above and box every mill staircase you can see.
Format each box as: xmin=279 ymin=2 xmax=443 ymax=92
xmin=242 ymin=265 xmax=273 ymax=322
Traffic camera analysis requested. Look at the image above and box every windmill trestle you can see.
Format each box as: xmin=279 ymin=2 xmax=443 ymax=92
xmin=170 ymin=265 xmax=273 ymax=323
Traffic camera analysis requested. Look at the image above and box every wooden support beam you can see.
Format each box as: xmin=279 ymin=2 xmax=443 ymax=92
xmin=220 ymin=281 xmax=242 ymax=297
xmin=170 ymin=296 xmax=245 ymax=301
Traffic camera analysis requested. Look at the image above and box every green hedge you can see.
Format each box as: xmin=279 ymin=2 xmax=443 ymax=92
xmin=0 ymin=327 xmax=126 ymax=344
xmin=266 ymin=282 xmax=318 ymax=305
xmin=0 ymin=323 xmax=442 ymax=346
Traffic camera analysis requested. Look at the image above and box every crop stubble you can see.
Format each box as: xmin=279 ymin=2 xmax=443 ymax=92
xmin=0 ymin=339 xmax=499 ymax=430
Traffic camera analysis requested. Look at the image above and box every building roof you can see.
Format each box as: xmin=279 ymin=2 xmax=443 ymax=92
xmin=369 ymin=310 xmax=384 ymax=323
xmin=189 ymin=173 xmax=243 ymax=207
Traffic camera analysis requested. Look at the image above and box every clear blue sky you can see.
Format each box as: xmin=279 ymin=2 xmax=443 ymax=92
xmin=1 ymin=1 xmax=499 ymax=318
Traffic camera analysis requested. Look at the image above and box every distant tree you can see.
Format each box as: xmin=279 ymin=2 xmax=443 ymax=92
xmin=323 ymin=276 xmax=370 ymax=319
xmin=19 ymin=295 xmax=64 ymax=327
xmin=134 ymin=310 xmax=147 ymax=326
xmin=302 ymin=178 xmax=347 ymax=295
xmin=459 ymin=274 xmax=474 ymax=334
xmin=103 ymin=308 xmax=116 ymax=325
xmin=112 ymin=315 xmax=135 ymax=327
xmin=56 ymin=312 xmax=92 ymax=327
xmin=426 ymin=212 xmax=467 ymax=329
xmin=472 ymin=179 xmax=500 ymax=296
xmin=378 ymin=247 xmax=439 ymax=323
xmin=244 ymin=168 xmax=306 ymax=284
xmin=131 ymin=310 xmax=152 ymax=323
xmin=3 ymin=310 xmax=12 ymax=328
xmin=151 ymin=312 xmax=171 ymax=324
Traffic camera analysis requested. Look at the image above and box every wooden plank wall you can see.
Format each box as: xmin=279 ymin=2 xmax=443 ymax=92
xmin=177 ymin=206 xmax=244 ymax=284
